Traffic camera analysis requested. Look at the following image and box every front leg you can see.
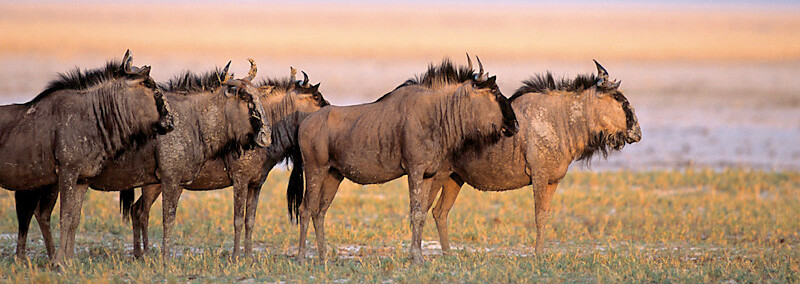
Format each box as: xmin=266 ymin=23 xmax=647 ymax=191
xmin=534 ymin=183 xmax=558 ymax=255
xmin=243 ymin=181 xmax=263 ymax=256
xmin=407 ymin=170 xmax=433 ymax=264
xmin=53 ymin=170 xmax=85 ymax=266
xmin=160 ymin=180 xmax=183 ymax=262
xmin=231 ymin=178 xmax=249 ymax=259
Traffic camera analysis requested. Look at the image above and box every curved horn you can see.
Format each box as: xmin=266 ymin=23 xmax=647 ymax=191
xmin=244 ymin=58 xmax=257 ymax=81
xmin=290 ymin=66 xmax=297 ymax=82
xmin=301 ymin=71 xmax=310 ymax=87
xmin=219 ymin=61 xmax=232 ymax=83
xmin=594 ymin=59 xmax=610 ymax=80
xmin=466 ymin=53 xmax=473 ymax=71
xmin=123 ymin=49 xmax=133 ymax=73
xmin=475 ymin=55 xmax=487 ymax=81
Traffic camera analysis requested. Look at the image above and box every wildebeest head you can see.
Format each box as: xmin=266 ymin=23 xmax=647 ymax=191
xmin=290 ymin=67 xmax=330 ymax=109
xmin=218 ymin=59 xmax=271 ymax=148
xmin=465 ymin=55 xmax=518 ymax=137
xmin=255 ymin=67 xmax=329 ymax=122
xmin=117 ymin=49 xmax=175 ymax=135
xmin=587 ymin=60 xmax=641 ymax=151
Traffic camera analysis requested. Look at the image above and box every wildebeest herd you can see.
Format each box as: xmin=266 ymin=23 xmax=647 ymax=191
xmin=0 ymin=50 xmax=640 ymax=266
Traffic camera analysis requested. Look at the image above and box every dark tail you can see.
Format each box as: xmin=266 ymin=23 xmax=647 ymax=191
xmin=287 ymin=146 xmax=304 ymax=224
xmin=120 ymin=189 xmax=135 ymax=222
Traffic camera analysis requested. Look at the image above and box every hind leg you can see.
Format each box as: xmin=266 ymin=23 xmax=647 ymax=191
xmin=35 ymin=185 xmax=59 ymax=260
xmin=297 ymin=165 xmax=326 ymax=262
xmin=311 ymin=170 xmax=343 ymax=262
xmin=14 ymin=191 xmax=38 ymax=260
xmin=133 ymin=184 xmax=161 ymax=258
xmin=431 ymin=176 xmax=463 ymax=254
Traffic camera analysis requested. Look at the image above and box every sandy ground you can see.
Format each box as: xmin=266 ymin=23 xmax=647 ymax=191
xmin=0 ymin=1 xmax=798 ymax=171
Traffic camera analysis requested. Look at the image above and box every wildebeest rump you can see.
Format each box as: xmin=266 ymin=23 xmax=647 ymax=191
xmin=288 ymin=56 xmax=518 ymax=263
xmin=0 ymin=50 xmax=175 ymax=263
xmin=12 ymin=59 xmax=271 ymax=262
xmin=424 ymin=60 xmax=642 ymax=254
xmin=121 ymin=67 xmax=330 ymax=258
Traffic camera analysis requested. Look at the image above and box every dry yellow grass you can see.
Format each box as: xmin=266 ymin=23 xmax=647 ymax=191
xmin=0 ymin=170 xmax=797 ymax=282
xmin=0 ymin=2 xmax=798 ymax=62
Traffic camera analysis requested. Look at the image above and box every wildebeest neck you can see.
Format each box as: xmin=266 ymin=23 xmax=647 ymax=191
xmin=422 ymin=83 xmax=507 ymax=156
xmin=92 ymin=81 xmax=165 ymax=156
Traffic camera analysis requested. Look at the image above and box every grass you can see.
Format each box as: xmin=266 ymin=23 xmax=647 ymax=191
xmin=0 ymin=169 xmax=798 ymax=282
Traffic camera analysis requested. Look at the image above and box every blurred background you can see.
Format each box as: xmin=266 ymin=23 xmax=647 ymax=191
xmin=1 ymin=0 xmax=798 ymax=171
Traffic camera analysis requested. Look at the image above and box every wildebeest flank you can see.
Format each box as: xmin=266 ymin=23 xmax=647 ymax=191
xmin=288 ymin=56 xmax=518 ymax=264
xmin=425 ymin=61 xmax=641 ymax=255
xmin=122 ymin=67 xmax=329 ymax=258
xmin=0 ymin=50 xmax=174 ymax=264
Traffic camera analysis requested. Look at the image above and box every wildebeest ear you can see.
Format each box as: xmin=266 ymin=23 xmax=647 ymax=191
xmin=310 ymin=83 xmax=320 ymax=93
xmin=138 ymin=65 xmax=151 ymax=77
xmin=290 ymin=67 xmax=297 ymax=82
xmin=485 ymin=75 xmax=497 ymax=85
xmin=122 ymin=49 xmax=132 ymax=72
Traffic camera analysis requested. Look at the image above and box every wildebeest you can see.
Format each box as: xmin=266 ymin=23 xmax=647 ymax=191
xmin=11 ymin=59 xmax=271 ymax=262
xmin=0 ymin=50 xmax=174 ymax=263
xmin=121 ymin=67 xmax=330 ymax=258
xmin=424 ymin=60 xmax=641 ymax=255
xmin=288 ymin=56 xmax=519 ymax=263
xmin=87 ymin=59 xmax=271 ymax=261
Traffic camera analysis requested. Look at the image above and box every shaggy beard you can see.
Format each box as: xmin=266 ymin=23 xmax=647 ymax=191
xmin=577 ymin=131 xmax=628 ymax=163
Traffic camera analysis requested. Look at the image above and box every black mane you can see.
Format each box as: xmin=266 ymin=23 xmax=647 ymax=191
xmin=258 ymin=77 xmax=296 ymax=93
xmin=159 ymin=68 xmax=226 ymax=93
xmin=28 ymin=60 xmax=127 ymax=106
xmin=510 ymin=72 xmax=616 ymax=101
xmin=376 ymin=58 xmax=476 ymax=102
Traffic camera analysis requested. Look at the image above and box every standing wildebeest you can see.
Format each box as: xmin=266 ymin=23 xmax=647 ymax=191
xmin=0 ymin=50 xmax=175 ymax=263
xmin=288 ymin=56 xmax=519 ymax=263
xmin=85 ymin=59 xmax=271 ymax=261
xmin=122 ymin=67 xmax=329 ymax=258
xmin=423 ymin=60 xmax=642 ymax=255
xmin=12 ymin=59 xmax=271 ymax=261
